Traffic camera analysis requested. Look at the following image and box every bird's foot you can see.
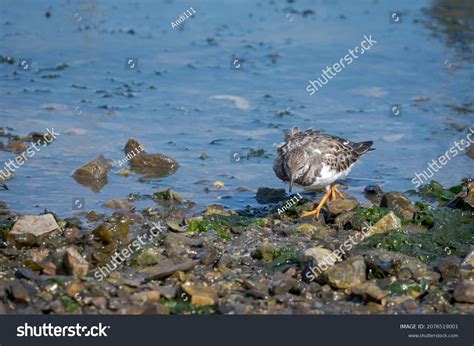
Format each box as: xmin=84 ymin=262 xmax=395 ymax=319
xmin=301 ymin=187 xmax=332 ymax=219
xmin=330 ymin=184 xmax=345 ymax=200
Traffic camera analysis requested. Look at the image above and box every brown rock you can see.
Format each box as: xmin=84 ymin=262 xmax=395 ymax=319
xmin=64 ymin=247 xmax=89 ymax=278
xmin=181 ymin=284 xmax=217 ymax=306
xmin=380 ymin=192 xmax=417 ymax=220
xmin=453 ymin=280 xmax=474 ymax=303
xmin=73 ymin=155 xmax=112 ymax=192
xmin=325 ymin=256 xmax=366 ymax=289
xmin=42 ymin=262 xmax=57 ymax=276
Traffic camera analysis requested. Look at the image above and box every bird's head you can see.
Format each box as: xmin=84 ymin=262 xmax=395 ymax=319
xmin=284 ymin=148 xmax=308 ymax=193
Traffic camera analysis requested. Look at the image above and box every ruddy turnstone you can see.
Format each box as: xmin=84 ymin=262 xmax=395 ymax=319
xmin=273 ymin=127 xmax=374 ymax=218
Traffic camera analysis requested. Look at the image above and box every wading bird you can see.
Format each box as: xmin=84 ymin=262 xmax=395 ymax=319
xmin=273 ymin=127 xmax=374 ymax=218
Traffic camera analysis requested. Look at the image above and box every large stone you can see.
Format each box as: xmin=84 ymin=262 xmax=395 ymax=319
xmin=325 ymin=256 xmax=366 ymax=289
xmin=363 ymin=250 xmax=440 ymax=283
xmin=326 ymin=199 xmax=359 ymax=216
xmin=380 ymin=192 xmax=417 ymax=220
xmin=125 ymin=139 xmax=179 ymax=178
xmin=64 ymin=247 xmax=89 ymax=278
xmin=9 ymin=214 xmax=59 ymax=245
xmin=73 ymin=155 xmax=112 ymax=192
xmin=181 ymin=284 xmax=217 ymax=306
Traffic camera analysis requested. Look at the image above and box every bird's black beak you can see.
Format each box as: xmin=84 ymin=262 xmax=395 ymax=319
xmin=1 ymin=182 xmax=8 ymax=190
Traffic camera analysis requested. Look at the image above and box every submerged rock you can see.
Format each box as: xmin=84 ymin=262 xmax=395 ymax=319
xmin=124 ymin=139 xmax=179 ymax=178
xmin=9 ymin=214 xmax=59 ymax=245
xmin=380 ymin=192 xmax=417 ymax=220
xmin=0 ymin=140 xmax=28 ymax=154
xmin=256 ymin=187 xmax=286 ymax=204
xmin=73 ymin=155 xmax=112 ymax=192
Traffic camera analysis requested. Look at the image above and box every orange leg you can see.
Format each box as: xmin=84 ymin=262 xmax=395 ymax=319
xmin=301 ymin=187 xmax=332 ymax=219
xmin=301 ymin=184 xmax=346 ymax=219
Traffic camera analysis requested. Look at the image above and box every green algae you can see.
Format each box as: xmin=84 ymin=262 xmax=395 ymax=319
xmin=61 ymin=296 xmax=80 ymax=312
xmin=389 ymin=281 xmax=428 ymax=296
xmin=265 ymin=246 xmax=301 ymax=273
xmin=356 ymin=206 xmax=390 ymax=224
xmin=408 ymin=180 xmax=463 ymax=204
xmin=357 ymin=209 xmax=473 ymax=264
xmin=160 ymin=299 xmax=215 ymax=314
xmin=187 ymin=214 xmax=265 ymax=240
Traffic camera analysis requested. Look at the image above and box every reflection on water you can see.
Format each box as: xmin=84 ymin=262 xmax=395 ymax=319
xmin=0 ymin=0 xmax=472 ymax=216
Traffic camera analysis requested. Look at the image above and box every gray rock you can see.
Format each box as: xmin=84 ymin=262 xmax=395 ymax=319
xmin=348 ymin=281 xmax=388 ymax=301
xmin=143 ymin=259 xmax=199 ymax=281
xmin=8 ymin=281 xmax=31 ymax=304
xmin=325 ymin=256 xmax=366 ymax=289
xmin=437 ymin=256 xmax=461 ymax=279
xmin=196 ymin=248 xmax=218 ymax=266
xmin=326 ymin=199 xmax=359 ymax=216
xmin=256 ymin=187 xmax=287 ymax=204
xmin=9 ymin=214 xmax=59 ymax=245
xmin=363 ymin=250 xmax=440 ymax=283
xmin=270 ymin=277 xmax=297 ymax=295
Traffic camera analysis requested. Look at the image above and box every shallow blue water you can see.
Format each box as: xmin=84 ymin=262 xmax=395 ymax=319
xmin=0 ymin=0 xmax=473 ymax=217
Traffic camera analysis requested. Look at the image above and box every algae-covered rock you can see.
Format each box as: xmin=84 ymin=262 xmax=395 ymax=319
xmin=367 ymin=211 xmax=401 ymax=236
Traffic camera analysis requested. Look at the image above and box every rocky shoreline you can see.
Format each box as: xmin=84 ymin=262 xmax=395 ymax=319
xmin=0 ymin=179 xmax=472 ymax=314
